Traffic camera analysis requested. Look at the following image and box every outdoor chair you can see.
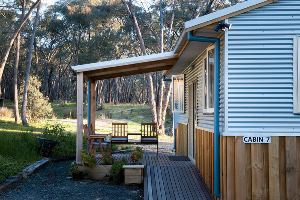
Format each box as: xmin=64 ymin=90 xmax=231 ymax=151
xmin=83 ymin=124 xmax=100 ymax=154
xmin=141 ymin=123 xmax=158 ymax=154
xmin=111 ymin=123 xmax=128 ymax=144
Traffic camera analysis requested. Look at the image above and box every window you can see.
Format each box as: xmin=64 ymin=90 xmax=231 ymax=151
xmin=204 ymin=46 xmax=215 ymax=113
xmin=173 ymin=75 xmax=184 ymax=112
xmin=294 ymin=36 xmax=300 ymax=114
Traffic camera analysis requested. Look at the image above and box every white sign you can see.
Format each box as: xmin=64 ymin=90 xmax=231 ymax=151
xmin=243 ymin=136 xmax=271 ymax=144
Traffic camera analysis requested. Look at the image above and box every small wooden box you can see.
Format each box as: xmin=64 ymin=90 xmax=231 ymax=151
xmin=123 ymin=165 xmax=144 ymax=184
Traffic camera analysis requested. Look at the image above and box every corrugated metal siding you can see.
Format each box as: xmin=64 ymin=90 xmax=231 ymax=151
xmin=178 ymin=35 xmax=225 ymax=132
xmin=173 ymin=112 xmax=188 ymax=127
xmin=227 ymin=0 xmax=300 ymax=135
xmin=219 ymin=36 xmax=225 ymax=133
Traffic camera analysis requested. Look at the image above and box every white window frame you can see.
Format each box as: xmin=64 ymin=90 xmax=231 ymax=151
xmin=293 ymin=36 xmax=300 ymax=114
xmin=172 ymin=75 xmax=185 ymax=113
xmin=203 ymin=45 xmax=215 ymax=114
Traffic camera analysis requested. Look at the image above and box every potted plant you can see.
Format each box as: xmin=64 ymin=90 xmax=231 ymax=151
xmin=123 ymin=147 xmax=144 ymax=184
xmin=70 ymin=162 xmax=85 ymax=180
xmin=80 ymin=150 xmax=113 ymax=180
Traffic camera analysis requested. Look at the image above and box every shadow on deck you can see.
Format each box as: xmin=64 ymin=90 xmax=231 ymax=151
xmin=143 ymin=152 xmax=212 ymax=200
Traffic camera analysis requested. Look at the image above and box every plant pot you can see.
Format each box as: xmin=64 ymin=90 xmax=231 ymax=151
xmin=123 ymin=165 xmax=144 ymax=184
xmin=36 ymin=137 xmax=58 ymax=157
xmin=79 ymin=165 xmax=112 ymax=180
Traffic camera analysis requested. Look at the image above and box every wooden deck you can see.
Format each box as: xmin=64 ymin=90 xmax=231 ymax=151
xmin=143 ymin=152 xmax=212 ymax=200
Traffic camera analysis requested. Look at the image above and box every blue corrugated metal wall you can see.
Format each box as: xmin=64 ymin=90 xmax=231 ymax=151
xmin=226 ymin=0 xmax=300 ymax=135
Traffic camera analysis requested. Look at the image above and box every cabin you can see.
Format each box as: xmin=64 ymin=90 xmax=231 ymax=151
xmin=72 ymin=0 xmax=300 ymax=199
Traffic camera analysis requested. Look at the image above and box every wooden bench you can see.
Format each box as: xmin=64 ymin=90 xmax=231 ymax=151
xmin=110 ymin=122 xmax=158 ymax=154
xmin=141 ymin=123 xmax=158 ymax=154
xmin=111 ymin=123 xmax=128 ymax=144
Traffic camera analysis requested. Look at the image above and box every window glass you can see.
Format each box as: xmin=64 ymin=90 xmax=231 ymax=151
xmin=204 ymin=46 xmax=215 ymax=112
xmin=204 ymin=58 xmax=208 ymax=109
xmin=208 ymin=48 xmax=215 ymax=109
xmin=173 ymin=76 xmax=184 ymax=112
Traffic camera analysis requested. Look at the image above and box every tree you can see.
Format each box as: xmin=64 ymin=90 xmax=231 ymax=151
xmin=21 ymin=1 xmax=41 ymax=126
xmin=13 ymin=0 xmax=26 ymax=123
xmin=0 ymin=0 xmax=41 ymax=86
xmin=20 ymin=76 xmax=53 ymax=122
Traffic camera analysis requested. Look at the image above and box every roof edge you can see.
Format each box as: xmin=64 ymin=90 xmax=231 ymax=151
xmin=184 ymin=0 xmax=276 ymax=32
xmin=71 ymin=51 xmax=176 ymax=73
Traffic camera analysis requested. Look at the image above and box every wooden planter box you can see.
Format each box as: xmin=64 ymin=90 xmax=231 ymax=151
xmin=78 ymin=165 xmax=112 ymax=180
xmin=123 ymin=165 xmax=144 ymax=184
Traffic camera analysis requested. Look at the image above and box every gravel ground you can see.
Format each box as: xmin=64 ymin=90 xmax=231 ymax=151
xmin=0 ymin=161 xmax=143 ymax=200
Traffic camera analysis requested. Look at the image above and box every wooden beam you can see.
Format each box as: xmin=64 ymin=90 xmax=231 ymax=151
xmin=90 ymin=80 xmax=96 ymax=131
xmin=90 ymin=65 xmax=173 ymax=81
xmin=85 ymin=58 xmax=177 ymax=78
xmin=76 ymin=72 xmax=84 ymax=164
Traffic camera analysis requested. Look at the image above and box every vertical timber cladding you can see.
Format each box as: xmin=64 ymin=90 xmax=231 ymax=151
xmin=176 ymin=123 xmax=188 ymax=156
xmin=220 ymin=136 xmax=300 ymax=200
xmin=195 ymin=128 xmax=214 ymax=194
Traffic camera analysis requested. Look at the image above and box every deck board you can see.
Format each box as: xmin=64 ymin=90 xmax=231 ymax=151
xmin=143 ymin=152 xmax=212 ymax=200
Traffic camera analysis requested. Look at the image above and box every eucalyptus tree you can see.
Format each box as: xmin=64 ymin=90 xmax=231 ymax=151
xmin=0 ymin=0 xmax=41 ymax=86
xmin=21 ymin=0 xmax=41 ymax=126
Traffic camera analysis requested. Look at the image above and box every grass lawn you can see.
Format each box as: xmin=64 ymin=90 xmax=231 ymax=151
xmin=0 ymin=124 xmax=41 ymax=182
xmin=0 ymin=101 xmax=173 ymax=182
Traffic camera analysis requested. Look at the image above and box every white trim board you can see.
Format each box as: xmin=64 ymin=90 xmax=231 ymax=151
xmin=224 ymin=19 xmax=229 ymax=134
xmin=293 ymin=36 xmax=300 ymax=114
xmin=222 ymin=132 xmax=300 ymax=137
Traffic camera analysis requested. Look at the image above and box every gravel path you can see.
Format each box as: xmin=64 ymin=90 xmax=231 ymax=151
xmin=0 ymin=161 xmax=143 ymax=200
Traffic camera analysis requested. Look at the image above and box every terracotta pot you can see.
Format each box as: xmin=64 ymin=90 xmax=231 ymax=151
xmin=86 ymin=165 xmax=112 ymax=180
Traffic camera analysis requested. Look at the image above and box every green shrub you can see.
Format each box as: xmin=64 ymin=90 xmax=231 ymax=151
xmin=42 ymin=123 xmax=76 ymax=159
xmin=20 ymin=76 xmax=54 ymax=122
xmin=102 ymin=150 xmax=113 ymax=165
xmin=70 ymin=162 xmax=85 ymax=180
xmin=81 ymin=150 xmax=96 ymax=168
xmin=110 ymin=159 xmax=127 ymax=184
xmin=131 ymin=147 xmax=144 ymax=163
xmin=111 ymin=144 xmax=118 ymax=152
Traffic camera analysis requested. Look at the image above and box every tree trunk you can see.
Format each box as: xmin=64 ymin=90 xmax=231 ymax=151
xmin=160 ymin=81 xmax=172 ymax=134
xmin=13 ymin=33 xmax=21 ymax=123
xmin=0 ymin=0 xmax=41 ymax=84
xmin=21 ymin=2 xmax=41 ymax=126
xmin=159 ymin=0 xmax=164 ymax=53
xmin=13 ymin=1 xmax=26 ymax=123
xmin=156 ymin=79 xmax=164 ymax=133
xmin=148 ymin=74 xmax=157 ymax=123
xmin=122 ymin=0 xmax=158 ymax=122
xmin=167 ymin=0 xmax=175 ymax=50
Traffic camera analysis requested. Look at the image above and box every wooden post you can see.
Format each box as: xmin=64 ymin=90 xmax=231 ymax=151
xmin=91 ymin=80 xmax=96 ymax=131
xmin=76 ymin=72 xmax=84 ymax=164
